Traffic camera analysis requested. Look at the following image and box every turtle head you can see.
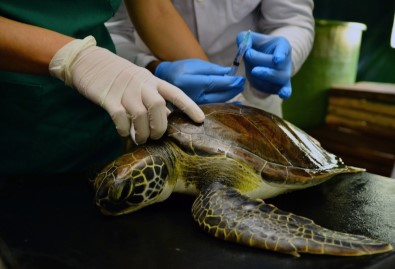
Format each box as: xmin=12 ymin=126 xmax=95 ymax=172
xmin=92 ymin=148 xmax=173 ymax=216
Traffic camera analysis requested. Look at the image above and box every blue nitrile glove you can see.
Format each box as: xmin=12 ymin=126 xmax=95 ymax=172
xmin=155 ymin=59 xmax=245 ymax=104
xmin=237 ymin=31 xmax=292 ymax=99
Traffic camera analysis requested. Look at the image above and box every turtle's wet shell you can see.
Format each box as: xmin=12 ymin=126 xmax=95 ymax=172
xmin=166 ymin=103 xmax=351 ymax=185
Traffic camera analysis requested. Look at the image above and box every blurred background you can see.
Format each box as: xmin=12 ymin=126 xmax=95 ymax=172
xmin=283 ymin=0 xmax=395 ymax=178
xmin=314 ymin=0 xmax=394 ymax=83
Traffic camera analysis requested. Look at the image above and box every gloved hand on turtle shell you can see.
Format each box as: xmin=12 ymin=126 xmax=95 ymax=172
xmin=237 ymin=31 xmax=292 ymax=99
xmin=49 ymin=36 xmax=205 ymax=145
xmin=154 ymin=59 xmax=245 ymax=104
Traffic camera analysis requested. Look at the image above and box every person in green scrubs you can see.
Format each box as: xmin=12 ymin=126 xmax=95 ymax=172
xmin=0 ymin=0 xmax=204 ymax=176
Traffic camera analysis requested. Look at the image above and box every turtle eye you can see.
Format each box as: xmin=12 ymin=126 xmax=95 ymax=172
xmin=127 ymin=174 xmax=147 ymax=204
xmin=109 ymin=176 xmax=135 ymax=202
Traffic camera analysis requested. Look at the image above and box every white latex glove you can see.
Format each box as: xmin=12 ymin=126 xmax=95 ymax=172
xmin=49 ymin=36 xmax=205 ymax=144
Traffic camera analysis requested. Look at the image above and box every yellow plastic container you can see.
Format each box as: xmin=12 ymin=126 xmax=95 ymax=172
xmin=283 ymin=20 xmax=367 ymax=129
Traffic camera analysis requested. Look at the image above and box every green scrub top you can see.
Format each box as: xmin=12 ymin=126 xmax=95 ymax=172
xmin=0 ymin=0 xmax=123 ymax=175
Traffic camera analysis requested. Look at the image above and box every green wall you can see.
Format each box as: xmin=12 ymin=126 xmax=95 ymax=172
xmin=313 ymin=0 xmax=395 ymax=83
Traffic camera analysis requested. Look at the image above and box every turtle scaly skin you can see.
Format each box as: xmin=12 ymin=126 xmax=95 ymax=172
xmin=93 ymin=103 xmax=393 ymax=257
xmin=192 ymin=182 xmax=392 ymax=257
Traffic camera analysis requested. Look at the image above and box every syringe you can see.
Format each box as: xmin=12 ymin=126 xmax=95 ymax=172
xmin=226 ymin=30 xmax=251 ymax=76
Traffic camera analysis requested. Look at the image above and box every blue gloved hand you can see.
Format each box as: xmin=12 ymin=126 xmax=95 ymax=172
xmin=155 ymin=59 xmax=245 ymax=104
xmin=237 ymin=31 xmax=292 ymax=99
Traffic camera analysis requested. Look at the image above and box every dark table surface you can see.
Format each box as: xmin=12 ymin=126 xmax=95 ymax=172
xmin=0 ymin=172 xmax=394 ymax=269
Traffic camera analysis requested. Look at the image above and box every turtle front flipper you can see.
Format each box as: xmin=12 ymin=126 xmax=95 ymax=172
xmin=192 ymin=182 xmax=393 ymax=257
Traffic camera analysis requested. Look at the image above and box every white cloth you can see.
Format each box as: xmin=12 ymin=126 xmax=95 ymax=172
xmin=106 ymin=0 xmax=315 ymax=117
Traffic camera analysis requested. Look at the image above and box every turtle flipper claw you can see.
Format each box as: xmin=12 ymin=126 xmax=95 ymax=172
xmin=192 ymin=182 xmax=393 ymax=257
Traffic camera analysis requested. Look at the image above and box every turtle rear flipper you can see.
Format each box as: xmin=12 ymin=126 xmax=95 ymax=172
xmin=192 ymin=182 xmax=393 ymax=257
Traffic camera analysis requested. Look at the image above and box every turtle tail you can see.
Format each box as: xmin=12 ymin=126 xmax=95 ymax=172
xmin=192 ymin=182 xmax=393 ymax=257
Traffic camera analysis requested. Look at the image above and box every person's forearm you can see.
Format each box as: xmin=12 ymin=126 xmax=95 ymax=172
xmin=146 ymin=60 xmax=161 ymax=74
xmin=0 ymin=16 xmax=74 ymax=75
xmin=125 ymin=0 xmax=208 ymax=61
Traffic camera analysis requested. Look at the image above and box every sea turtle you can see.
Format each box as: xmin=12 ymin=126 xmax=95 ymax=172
xmin=92 ymin=103 xmax=392 ymax=257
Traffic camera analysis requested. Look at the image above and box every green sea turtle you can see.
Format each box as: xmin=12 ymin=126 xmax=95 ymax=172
xmin=92 ymin=103 xmax=392 ymax=257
